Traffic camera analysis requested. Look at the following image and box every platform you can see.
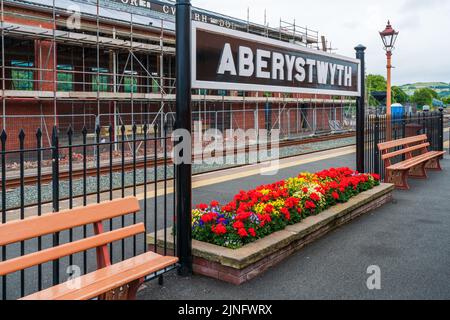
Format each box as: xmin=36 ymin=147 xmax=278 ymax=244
xmin=139 ymin=151 xmax=450 ymax=300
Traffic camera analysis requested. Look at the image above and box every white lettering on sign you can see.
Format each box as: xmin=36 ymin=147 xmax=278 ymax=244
xmin=329 ymin=63 xmax=337 ymax=85
xmin=163 ymin=5 xmax=176 ymax=15
xmin=120 ymin=0 xmax=151 ymax=9
xmin=317 ymin=61 xmax=329 ymax=85
xmin=294 ymin=57 xmax=306 ymax=82
xmin=239 ymin=46 xmax=254 ymax=77
xmin=256 ymin=49 xmax=271 ymax=79
xmin=115 ymin=1 xmax=236 ymax=30
xmin=337 ymin=65 xmax=344 ymax=86
xmin=217 ymin=43 xmax=237 ymax=76
xmin=216 ymin=44 xmax=354 ymax=88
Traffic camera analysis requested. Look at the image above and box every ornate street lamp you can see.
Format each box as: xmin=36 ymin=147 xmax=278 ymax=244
xmin=379 ymin=21 xmax=399 ymax=118
xmin=379 ymin=21 xmax=399 ymax=141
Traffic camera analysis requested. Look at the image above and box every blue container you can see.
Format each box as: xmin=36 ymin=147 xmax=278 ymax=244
xmin=391 ymin=104 xmax=404 ymax=123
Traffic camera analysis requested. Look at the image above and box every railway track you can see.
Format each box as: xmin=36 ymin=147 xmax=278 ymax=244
xmin=1 ymin=132 xmax=355 ymax=190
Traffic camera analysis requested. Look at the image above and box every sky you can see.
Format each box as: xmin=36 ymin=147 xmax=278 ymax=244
xmin=192 ymin=0 xmax=450 ymax=85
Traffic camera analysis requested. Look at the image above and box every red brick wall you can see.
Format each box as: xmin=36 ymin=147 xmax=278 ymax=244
xmin=0 ymin=101 xmax=55 ymax=149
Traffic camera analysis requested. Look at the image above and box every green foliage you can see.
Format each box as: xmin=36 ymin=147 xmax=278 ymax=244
xmin=366 ymin=74 xmax=387 ymax=107
xmin=366 ymin=75 xmax=409 ymax=105
xmin=392 ymin=86 xmax=409 ymax=104
xmin=442 ymin=96 xmax=450 ymax=105
xmin=411 ymin=88 xmax=439 ymax=107
xmin=367 ymin=74 xmax=387 ymax=91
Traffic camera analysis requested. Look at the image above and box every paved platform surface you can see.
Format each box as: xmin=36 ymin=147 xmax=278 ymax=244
xmin=139 ymin=152 xmax=450 ymax=300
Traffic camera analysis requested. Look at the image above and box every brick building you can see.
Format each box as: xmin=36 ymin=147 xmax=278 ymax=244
xmin=0 ymin=0 xmax=355 ymax=149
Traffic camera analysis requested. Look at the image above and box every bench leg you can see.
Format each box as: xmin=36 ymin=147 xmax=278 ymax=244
xmin=99 ymin=278 xmax=144 ymax=300
xmin=409 ymin=163 xmax=427 ymax=179
xmin=387 ymin=170 xmax=410 ymax=190
xmin=425 ymin=158 xmax=442 ymax=171
xmin=126 ymin=278 xmax=144 ymax=300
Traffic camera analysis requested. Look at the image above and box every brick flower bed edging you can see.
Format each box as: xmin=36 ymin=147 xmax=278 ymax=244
xmin=148 ymin=183 xmax=394 ymax=285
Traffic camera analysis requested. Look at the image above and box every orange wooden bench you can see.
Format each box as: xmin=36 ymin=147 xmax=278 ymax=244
xmin=0 ymin=197 xmax=178 ymax=300
xmin=378 ymin=134 xmax=445 ymax=190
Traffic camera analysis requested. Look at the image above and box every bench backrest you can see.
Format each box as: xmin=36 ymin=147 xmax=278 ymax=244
xmin=378 ymin=134 xmax=427 ymax=152
xmin=0 ymin=197 xmax=141 ymax=277
xmin=377 ymin=134 xmax=430 ymax=164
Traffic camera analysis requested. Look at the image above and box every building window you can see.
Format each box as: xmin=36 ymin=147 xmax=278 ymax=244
xmin=92 ymin=67 xmax=109 ymax=92
xmin=151 ymin=78 xmax=159 ymax=94
xmin=123 ymin=71 xmax=138 ymax=93
xmin=57 ymin=64 xmax=73 ymax=91
xmin=11 ymin=60 xmax=34 ymax=91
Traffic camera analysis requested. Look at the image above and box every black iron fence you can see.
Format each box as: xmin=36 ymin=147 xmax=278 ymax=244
xmin=0 ymin=123 xmax=176 ymax=300
xmin=364 ymin=111 xmax=445 ymax=180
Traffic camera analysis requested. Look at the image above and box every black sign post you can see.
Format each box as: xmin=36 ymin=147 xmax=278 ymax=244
xmin=175 ymin=0 xmax=193 ymax=277
xmin=355 ymin=45 xmax=366 ymax=173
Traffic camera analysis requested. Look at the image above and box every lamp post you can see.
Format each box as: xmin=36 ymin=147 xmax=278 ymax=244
xmin=379 ymin=21 xmax=399 ymax=141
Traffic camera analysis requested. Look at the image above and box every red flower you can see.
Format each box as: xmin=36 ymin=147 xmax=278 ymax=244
xmin=201 ymin=213 xmax=217 ymax=224
xmin=233 ymin=221 xmax=245 ymax=229
xmin=264 ymin=204 xmax=274 ymax=214
xmin=371 ymin=173 xmax=380 ymax=181
xmin=258 ymin=213 xmax=272 ymax=227
xmin=212 ymin=224 xmax=227 ymax=235
xmin=305 ymin=201 xmax=316 ymax=210
xmin=222 ymin=205 xmax=232 ymax=212
xmin=238 ymin=228 xmax=249 ymax=238
xmin=280 ymin=207 xmax=291 ymax=220
xmin=302 ymin=187 xmax=309 ymax=193
xmin=236 ymin=211 xmax=252 ymax=221
xmin=210 ymin=200 xmax=220 ymax=207
xmin=332 ymin=191 xmax=340 ymax=200
xmin=285 ymin=197 xmax=299 ymax=209
xmin=248 ymin=228 xmax=256 ymax=237
xmin=310 ymin=193 xmax=321 ymax=202
xmin=197 ymin=203 xmax=208 ymax=211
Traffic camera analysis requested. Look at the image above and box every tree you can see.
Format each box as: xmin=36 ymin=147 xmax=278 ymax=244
xmin=392 ymin=86 xmax=409 ymax=104
xmin=367 ymin=74 xmax=387 ymax=91
xmin=366 ymin=74 xmax=387 ymax=106
xmin=411 ymin=88 xmax=439 ymax=107
xmin=443 ymin=96 xmax=450 ymax=105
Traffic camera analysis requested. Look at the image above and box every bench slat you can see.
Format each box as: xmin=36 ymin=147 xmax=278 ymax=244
xmin=378 ymin=134 xmax=428 ymax=151
xmin=21 ymin=252 xmax=179 ymax=300
xmin=0 ymin=197 xmax=140 ymax=246
xmin=0 ymin=224 xmax=145 ymax=277
xmin=381 ymin=143 xmax=430 ymax=160
xmin=387 ymin=151 xmax=445 ymax=170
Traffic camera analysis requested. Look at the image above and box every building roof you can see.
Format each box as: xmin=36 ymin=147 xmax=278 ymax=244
xmin=8 ymin=0 xmax=176 ymax=30
xmin=7 ymin=0 xmax=319 ymax=45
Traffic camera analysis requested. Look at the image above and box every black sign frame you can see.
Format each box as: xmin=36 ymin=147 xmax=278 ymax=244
xmin=191 ymin=21 xmax=361 ymax=97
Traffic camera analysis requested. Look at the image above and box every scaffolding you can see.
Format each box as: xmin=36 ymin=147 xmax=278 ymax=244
xmin=0 ymin=0 xmax=354 ymax=142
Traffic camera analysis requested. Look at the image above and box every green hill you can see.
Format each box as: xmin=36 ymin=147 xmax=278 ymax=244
xmin=400 ymin=82 xmax=450 ymax=97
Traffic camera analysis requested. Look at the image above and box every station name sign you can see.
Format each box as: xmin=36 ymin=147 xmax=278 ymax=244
xmin=111 ymin=0 xmax=238 ymax=29
xmin=192 ymin=22 xmax=361 ymax=96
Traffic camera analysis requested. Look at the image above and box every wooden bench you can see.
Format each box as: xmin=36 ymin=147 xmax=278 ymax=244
xmin=0 ymin=197 xmax=178 ymax=300
xmin=378 ymin=134 xmax=445 ymax=190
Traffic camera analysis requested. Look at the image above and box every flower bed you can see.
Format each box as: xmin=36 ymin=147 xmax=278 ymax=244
xmin=192 ymin=167 xmax=381 ymax=249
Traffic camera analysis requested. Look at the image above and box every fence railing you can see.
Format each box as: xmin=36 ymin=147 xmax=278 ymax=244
xmin=2 ymin=106 xmax=356 ymax=159
xmin=364 ymin=111 xmax=445 ymax=180
xmin=0 ymin=123 xmax=175 ymax=300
